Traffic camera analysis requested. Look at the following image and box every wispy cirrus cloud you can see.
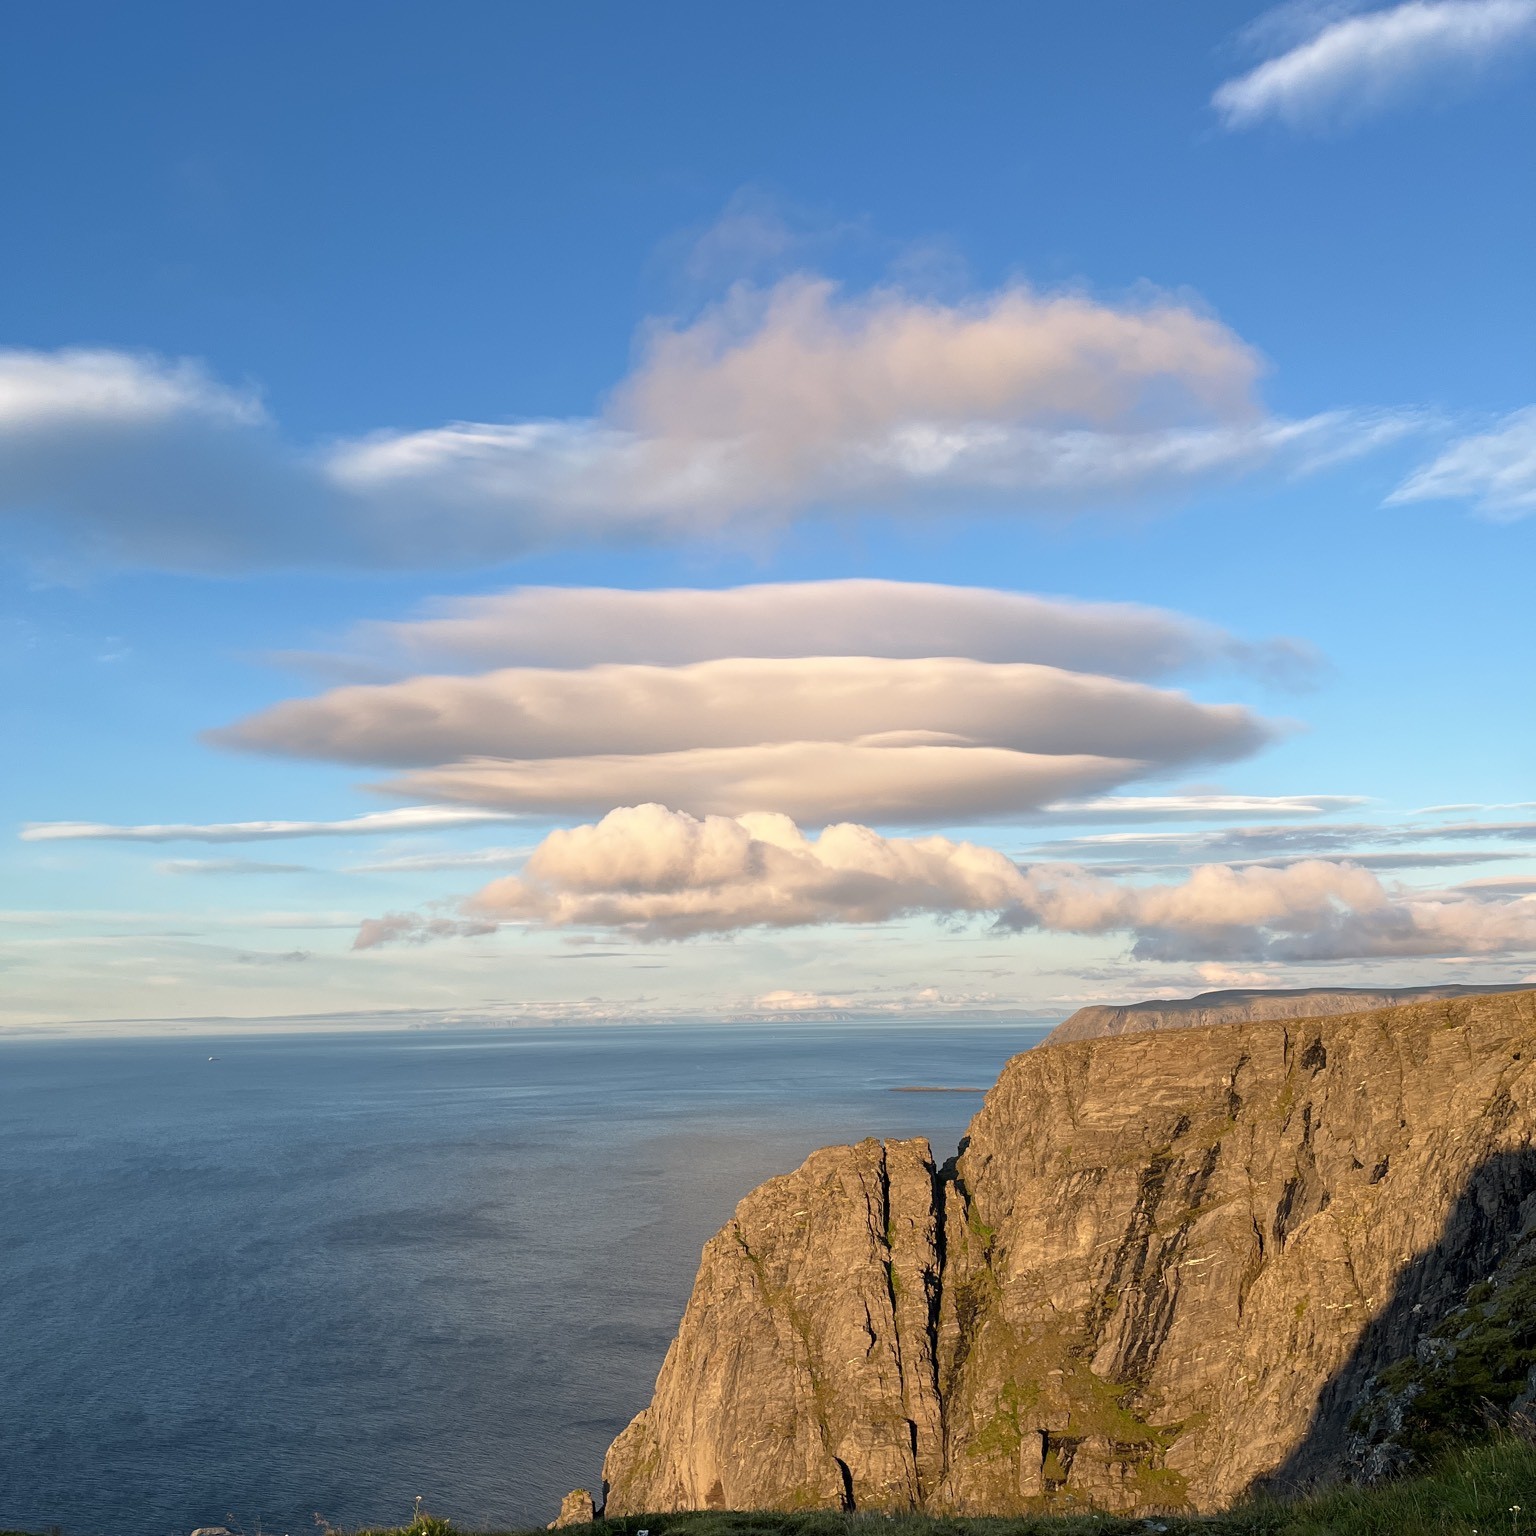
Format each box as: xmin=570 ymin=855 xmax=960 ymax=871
xmin=20 ymin=805 xmax=519 ymax=844
xmin=1214 ymin=0 xmax=1536 ymax=130
xmin=0 ymin=277 xmax=1411 ymax=572
xmin=1033 ymin=792 xmax=1366 ymax=822
xmin=352 ymin=802 xmax=1536 ymax=960
xmin=1028 ymin=816 xmax=1536 ymax=864
xmin=156 ymin=858 xmax=313 ymax=876
xmin=1387 ymin=406 xmax=1536 ymax=518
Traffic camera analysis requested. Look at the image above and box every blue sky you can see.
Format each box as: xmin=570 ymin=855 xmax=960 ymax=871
xmin=4 ymin=0 xmax=1534 ymax=1028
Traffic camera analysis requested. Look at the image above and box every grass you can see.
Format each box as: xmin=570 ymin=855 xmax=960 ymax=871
xmin=337 ymin=1433 xmax=1536 ymax=1536
xmin=9 ymin=1436 xmax=1533 ymax=1536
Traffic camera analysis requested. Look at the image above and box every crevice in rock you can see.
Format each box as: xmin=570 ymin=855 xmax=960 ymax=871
xmin=834 ymin=1457 xmax=855 ymax=1511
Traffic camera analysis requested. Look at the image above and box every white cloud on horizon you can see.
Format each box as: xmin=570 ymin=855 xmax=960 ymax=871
xmin=351 ymin=802 xmax=1536 ymax=960
xmin=1214 ymin=0 xmax=1536 ymax=130
xmin=1388 ymin=406 xmax=1536 ymax=517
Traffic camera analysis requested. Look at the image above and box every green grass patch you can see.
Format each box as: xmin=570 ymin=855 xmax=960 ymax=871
xmin=329 ymin=1430 xmax=1536 ymax=1536
xmin=10 ymin=1436 xmax=1535 ymax=1536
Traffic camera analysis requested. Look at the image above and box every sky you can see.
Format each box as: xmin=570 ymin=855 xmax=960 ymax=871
xmin=3 ymin=0 xmax=1535 ymax=1030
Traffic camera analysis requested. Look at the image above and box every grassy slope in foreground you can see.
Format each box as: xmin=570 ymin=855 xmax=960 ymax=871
xmin=4 ymin=1439 xmax=1535 ymax=1536
xmin=301 ymin=1433 xmax=1536 ymax=1536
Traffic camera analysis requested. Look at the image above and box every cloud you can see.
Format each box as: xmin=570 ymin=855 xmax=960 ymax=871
xmin=0 ymin=348 xmax=324 ymax=571
xmin=0 ymin=348 xmax=260 ymax=430
xmin=385 ymin=742 xmax=1149 ymax=826
xmin=308 ymin=578 xmax=1319 ymax=684
xmin=1013 ymin=859 xmax=1536 ymax=961
xmin=328 ymin=278 xmax=1268 ymax=533
xmin=1387 ymin=406 xmax=1536 ymax=518
xmin=352 ymin=803 xmax=1536 ymax=959
xmin=216 ymin=655 xmax=1273 ymax=825
xmin=344 ymin=845 xmax=534 ymax=874
xmin=216 ymin=656 xmax=1269 ymax=767
xmin=461 ymin=804 xmax=1034 ymax=940
xmin=20 ymin=805 xmax=519 ymax=844
xmin=1034 ymin=792 xmax=1367 ymax=822
xmin=351 ymin=912 xmax=500 ymax=950
xmin=1029 ymin=816 xmax=1536 ymax=863
xmin=0 ymin=279 xmax=1406 ymax=572
xmin=156 ymin=858 xmax=312 ymax=875
xmin=1214 ymin=0 xmax=1536 ymax=130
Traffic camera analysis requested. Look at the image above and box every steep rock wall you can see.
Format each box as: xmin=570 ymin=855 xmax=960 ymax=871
xmin=603 ymin=991 xmax=1536 ymax=1517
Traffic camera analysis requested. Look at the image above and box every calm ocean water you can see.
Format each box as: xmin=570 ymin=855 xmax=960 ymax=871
xmin=0 ymin=1021 xmax=1048 ymax=1536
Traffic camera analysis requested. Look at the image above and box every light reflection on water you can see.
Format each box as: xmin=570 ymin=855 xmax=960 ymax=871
xmin=0 ymin=1022 xmax=1046 ymax=1536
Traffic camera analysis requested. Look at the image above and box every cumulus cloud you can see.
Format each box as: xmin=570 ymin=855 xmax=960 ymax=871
xmin=1214 ymin=0 xmax=1536 ymax=130
xmin=0 ymin=278 xmax=1405 ymax=571
xmin=463 ymin=804 xmax=1033 ymax=940
xmin=20 ymin=805 xmax=519 ymax=844
xmin=351 ymin=803 xmax=1536 ymax=959
xmin=310 ymin=578 xmax=1319 ymax=684
xmin=1387 ymin=406 xmax=1536 ymax=518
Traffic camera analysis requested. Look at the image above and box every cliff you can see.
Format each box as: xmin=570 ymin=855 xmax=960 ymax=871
xmin=1042 ymin=982 xmax=1535 ymax=1047
xmin=602 ymin=990 xmax=1536 ymax=1518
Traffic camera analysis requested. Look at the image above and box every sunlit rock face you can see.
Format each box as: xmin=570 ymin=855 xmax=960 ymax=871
xmin=602 ymin=990 xmax=1536 ymax=1517
xmin=1041 ymin=981 xmax=1536 ymax=1046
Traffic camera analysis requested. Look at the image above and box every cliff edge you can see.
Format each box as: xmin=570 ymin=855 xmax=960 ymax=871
xmin=602 ymin=990 xmax=1536 ymax=1517
xmin=1042 ymin=982 xmax=1534 ymax=1047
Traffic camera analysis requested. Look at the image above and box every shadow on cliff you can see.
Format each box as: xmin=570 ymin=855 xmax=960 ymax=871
xmin=1261 ymin=1144 xmax=1536 ymax=1497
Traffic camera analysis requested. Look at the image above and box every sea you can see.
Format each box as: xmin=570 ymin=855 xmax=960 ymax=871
xmin=0 ymin=1020 xmax=1050 ymax=1536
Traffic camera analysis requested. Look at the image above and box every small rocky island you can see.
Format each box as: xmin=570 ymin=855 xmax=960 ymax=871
xmin=597 ymin=988 xmax=1536 ymax=1518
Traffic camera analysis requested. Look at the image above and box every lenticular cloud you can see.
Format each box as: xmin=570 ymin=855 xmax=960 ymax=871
xmin=317 ymin=578 xmax=1320 ymax=682
xmin=215 ymin=649 xmax=1275 ymax=825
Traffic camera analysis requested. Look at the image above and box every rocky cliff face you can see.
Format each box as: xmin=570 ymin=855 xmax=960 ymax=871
xmin=1042 ymin=982 xmax=1534 ymax=1047
xmin=603 ymin=990 xmax=1536 ymax=1518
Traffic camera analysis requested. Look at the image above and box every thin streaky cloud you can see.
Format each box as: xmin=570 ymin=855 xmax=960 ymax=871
xmin=1387 ymin=407 xmax=1536 ymax=518
xmin=1026 ymin=817 xmax=1536 ymax=862
xmin=346 ymin=845 xmax=535 ymax=874
xmin=1035 ymin=793 xmax=1367 ymax=822
xmin=1412 ymin=800 xmax=1536 ymax=813
xmin=20 ymin=805 xmax=520 ymax=844
xmin=1214 ymin=0 xmax=1536 ymax=130
xmin=156 ymin=858 xmax=313 ymax=876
